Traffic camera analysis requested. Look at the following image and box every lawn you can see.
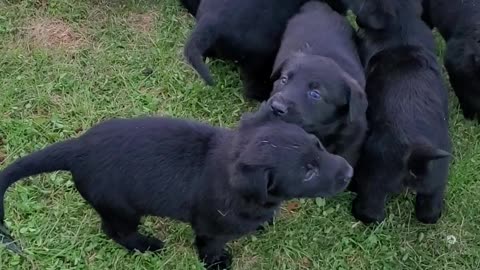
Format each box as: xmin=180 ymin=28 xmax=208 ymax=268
xmin=0 ymin=0 xmax=479 ymax=269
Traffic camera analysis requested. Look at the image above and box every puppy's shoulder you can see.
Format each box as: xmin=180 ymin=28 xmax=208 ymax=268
xmin=368 ymin=46 xmax=439 ymax=77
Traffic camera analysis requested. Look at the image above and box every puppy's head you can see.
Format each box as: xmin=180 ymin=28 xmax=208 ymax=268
xmin=351 ymin=0 xmax=396 ymax=30
xmin=351 ymin=0 xmax=422 ymax=30
xmin=269 ymin=54 xmax=367 ymax=138
xmin=229 ymin=105 xmax=354 ymax=205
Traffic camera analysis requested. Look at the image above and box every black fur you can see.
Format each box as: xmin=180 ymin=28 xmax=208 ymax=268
xmin=267 ymin=1 xmax=367 ymax=167
xmin=355 ymin=0 xmax=432 ymax=65
xmin=353 ymin=0 xmax=452 ymax=224
xmin=0 ymin=104 xmax=353 ymax=269
xmin=422 ymin=0 xmax=480 ymax=121
xmin=180 ymin=0 xmax=202 ymax=16
xmin=348 ymin=0 xmax=397 ymax=30
xmin=183 ymin=0 xmax=312 ymax=100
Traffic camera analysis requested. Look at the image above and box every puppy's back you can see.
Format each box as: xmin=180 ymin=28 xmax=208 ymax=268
xmin=424 ymin=0 xmax=480 ymax=39
xmin=73 ymin=117 xmax=224 ymax=219
xmin=365 ymin=46 xmax=449 ymax=149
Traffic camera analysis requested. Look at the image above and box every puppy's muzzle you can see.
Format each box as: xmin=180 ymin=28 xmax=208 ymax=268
xmin=269 ymin=97 xmax=289 ymax=116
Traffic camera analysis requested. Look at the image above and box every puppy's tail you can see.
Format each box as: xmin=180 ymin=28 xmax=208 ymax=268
xmin=0 ymin=139 xmax=77 ymax=252
xmin=184 ymin=19 xmax=218 ymax=85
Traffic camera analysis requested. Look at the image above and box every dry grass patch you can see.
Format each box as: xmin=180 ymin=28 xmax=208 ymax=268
xmin=23 ymin=18 xmax=85 ymax=50
xmin=126 ymin=12 xmax=157 ymax=33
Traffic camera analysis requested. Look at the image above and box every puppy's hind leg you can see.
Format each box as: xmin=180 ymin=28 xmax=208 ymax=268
xmin=99 ymin=210 xmax=164 ymax=252
xmin=239 ymin=64 xmax=273 ymax=101
xmin=458 ymin=98 xmax=477 ymax=121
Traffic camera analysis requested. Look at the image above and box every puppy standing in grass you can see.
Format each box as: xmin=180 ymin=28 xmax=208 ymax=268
xmin=183 ymin=0 xmax=311 ymax=101
xmin=267 ymin=1 xmax=368 ymax=167
xmin=352 ymin=0 xmax=452 ymax=224
xmin=422 ymin=0 xmax=480 ymax=121
xmin=0 ymin=104 xmax=353 ymax=269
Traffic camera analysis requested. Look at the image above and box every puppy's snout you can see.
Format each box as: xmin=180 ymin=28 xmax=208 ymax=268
xmin=270 ymin=100 xmax=288 ymax=116
xmin=337 ymin=164 xmax=353 ymax=183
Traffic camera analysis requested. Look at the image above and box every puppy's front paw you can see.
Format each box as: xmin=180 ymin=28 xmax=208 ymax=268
xmin=352 ymin=198 xmax=385 ymax=224
xmin=203 ymin=250 xmax=232 ymax=270
xmin=415 ymin=193 xmax=443 ymax=224
xmin=416 ymin=210 xmax=441 ymax=224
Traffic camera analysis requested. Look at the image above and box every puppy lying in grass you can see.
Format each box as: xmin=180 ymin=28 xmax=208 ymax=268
xmin=267 ymin=1 xmax=368 ymax=167
xmin=353 ymin=0 xmax=452 ymax=224
xmin=422 ymin=0 xmax=480 ymax=121
xmin=0 ymin=103 xmax=353 ymax=269
xmin=183 ymin=0 xmax=310 ymax=101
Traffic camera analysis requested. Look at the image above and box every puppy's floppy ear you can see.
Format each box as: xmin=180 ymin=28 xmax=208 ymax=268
xmin=271 ymin=58 xmax=288 ymax=80
xmin=406 ymin=142 xmax=451 ymax=178
xmin=341 ymin=72 xmax=368 ymax=123
xmin=230 ymin=162 xmax=272 ymax=204
xmin=271 ymin=47 xmax=310 ymax=80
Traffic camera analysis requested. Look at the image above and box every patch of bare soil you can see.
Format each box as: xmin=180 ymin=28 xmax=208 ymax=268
xmin=127 ymin=12 xmax=157 ymax=33
xmin=24 ymin=18 xmax=85 ymax=50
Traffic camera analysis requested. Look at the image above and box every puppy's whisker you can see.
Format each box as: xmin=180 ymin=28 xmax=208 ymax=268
xmin=260 ymin=141 xmax=300 ymax=150
xmin=260 ymin=140 xmax=278 ymax=148
xmin=217 ymin=210 xmax=230 ymax=217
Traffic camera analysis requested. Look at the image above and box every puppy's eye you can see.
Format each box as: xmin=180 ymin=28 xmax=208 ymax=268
xmin=280 ymin=76 xmax=288 ymax=85
xmin=304 ymin=164 xmax=318 ymax=182
xmin=308 ymin=89 xmax=322 ymax=100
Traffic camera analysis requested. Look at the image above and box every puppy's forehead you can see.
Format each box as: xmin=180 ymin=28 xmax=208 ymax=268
xmin=287 ymin=57 xmax=345 ymax=81
xmin=254 ymin=123 xmax=312 ymax=147
xmin=288 ymin=55 xmax=342 ymax=72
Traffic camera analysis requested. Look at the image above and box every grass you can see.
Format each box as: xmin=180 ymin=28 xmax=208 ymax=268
xmin=0 ymin=0 xmax=479 ymax=269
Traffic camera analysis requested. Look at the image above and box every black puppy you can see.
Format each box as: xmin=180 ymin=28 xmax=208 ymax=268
xmin=353 ymin=0 xmax=452 ymax=224
xmin=184 ymin=0 xmax=312 ymax=100
xmin=268 ymin=1 xmax=368 ymax=167
xmin=0 ymin=104 xmax=353 ymax=269
xmin=353 ymin=0 xmax=432 ymax=64
xmin=422 ymin=0 xmax=480 ymax=121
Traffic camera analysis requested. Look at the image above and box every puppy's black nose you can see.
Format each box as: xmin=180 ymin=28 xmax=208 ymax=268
xmin=270 ymin=100 xmax=288 ymax=116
